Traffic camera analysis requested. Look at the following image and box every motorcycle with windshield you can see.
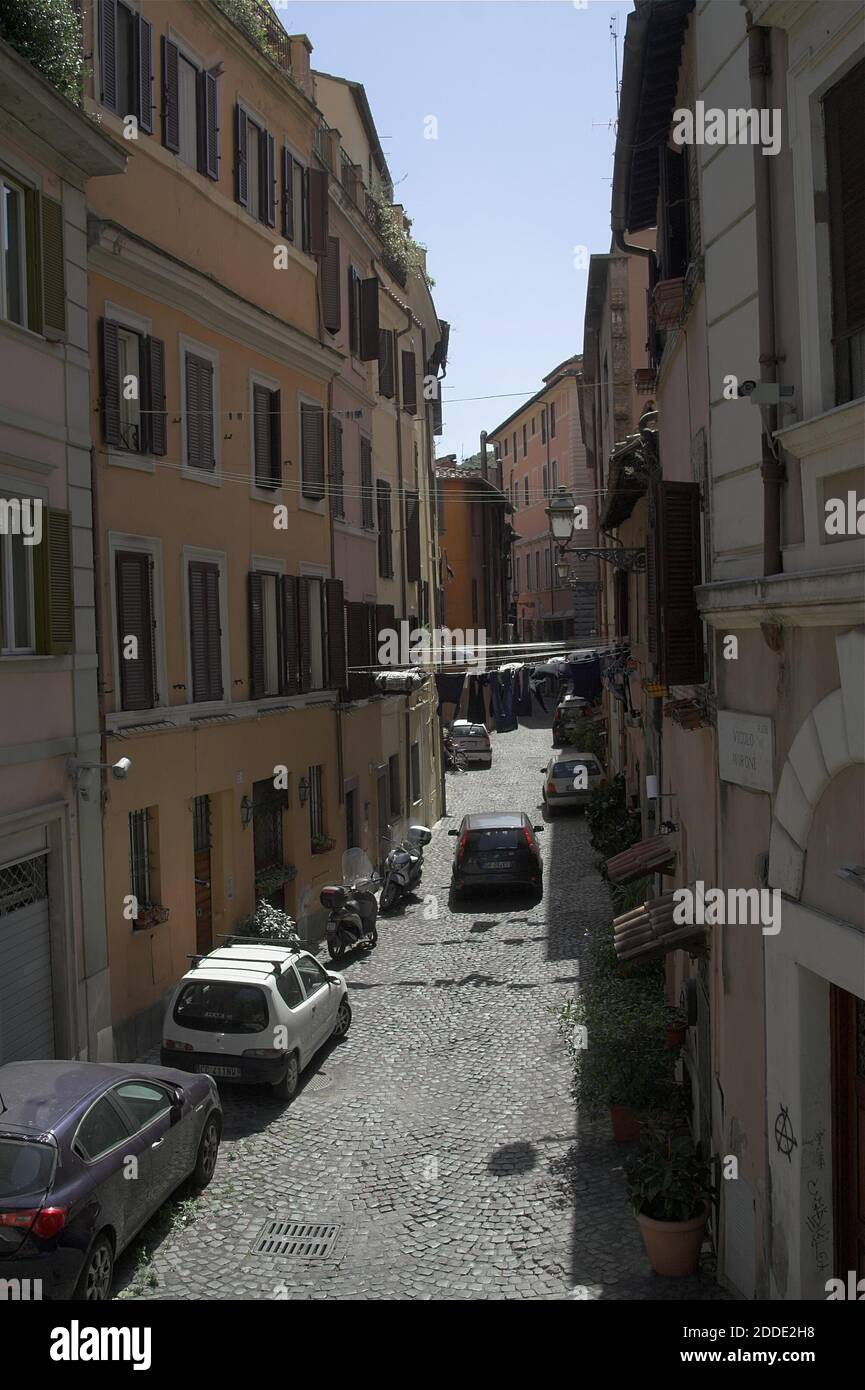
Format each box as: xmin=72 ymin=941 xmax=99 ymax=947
xmin=378 ymin=825 xmax=432 ymax=912
xmin=320 ymin=849 xmax=379 ymax=962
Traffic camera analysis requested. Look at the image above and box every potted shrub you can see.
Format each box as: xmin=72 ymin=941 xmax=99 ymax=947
xmin=311 ymin=834 xmax=335 ymax=855
xmin=232 ymin=900 xmax=299 ymax=946
xmin=665 ymin=1006 xmax=689 ymax=1049
xmin=625 ymin=1129 xmax=714 ymax=1276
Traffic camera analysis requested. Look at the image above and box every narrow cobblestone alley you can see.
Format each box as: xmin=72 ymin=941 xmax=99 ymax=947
xmin=118 ymin=716 xmax=726 ymax=1301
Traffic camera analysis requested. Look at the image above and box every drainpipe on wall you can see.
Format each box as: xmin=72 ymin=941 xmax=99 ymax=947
xmin=479 ymin=430 xmax=490 ymax=639
xmin=748 ymin=15 xmax=785 ymax=577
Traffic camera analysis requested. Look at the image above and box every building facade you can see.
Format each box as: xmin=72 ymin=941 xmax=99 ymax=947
xmin=434 ymin=458 xmax=510 ymax=643
xmin=489 ymin=356 xmax=596 ymax=645
xmin=0 ymin=36 xmax=126 ymax=1064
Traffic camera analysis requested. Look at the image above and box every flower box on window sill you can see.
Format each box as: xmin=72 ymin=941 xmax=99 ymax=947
xmin=652 ymin=277 xmax=685 ymax=331
xmin=311 ymin=836 xmax=336 ymax=856
xmin=254 ymin=864 xmax=297 ymax=896
xmin=133 ymin=904 xmax=170 ymax=930
xmin=634 ymin=367 xmax=657 ymax=394
xmin=642 ymin=679 xmax=669 ymax=698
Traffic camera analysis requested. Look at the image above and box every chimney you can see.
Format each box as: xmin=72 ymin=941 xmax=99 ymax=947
xmin=288 ymin=34 xmax=313 ymax=100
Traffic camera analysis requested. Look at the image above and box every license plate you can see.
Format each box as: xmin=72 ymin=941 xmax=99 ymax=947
xmin=485 ymin=859 xmax=511 ymax=869
xmin=196 ymin=1064 xmax=240 ymax=1078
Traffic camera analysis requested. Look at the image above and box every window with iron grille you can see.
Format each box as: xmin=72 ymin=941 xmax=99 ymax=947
xmin=388 ymin=753 xmax=401 ymax=817
xmin=129 ymin=809 xmax=154 ymax=910
xmin=192 ymin=794 xmax=212 ymax=853
xmin=308 ymin=764 xmax=325 ymax=842
xmin=253 ymin=778 xmax=285 ymax=874
xmin=360 ymin=438 xmax=374 ymax=527
xmin=0 ymin=854 xmax=47 ymax=917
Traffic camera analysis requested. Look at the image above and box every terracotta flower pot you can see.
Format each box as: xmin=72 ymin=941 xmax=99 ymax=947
xmin=666 ymin=1023 xmax=687 ymax=1049
xmin=637 ymin=1202 xmax=708 ymax=1276
xmin=609 ymin=1105 xmax=641 ymax=1143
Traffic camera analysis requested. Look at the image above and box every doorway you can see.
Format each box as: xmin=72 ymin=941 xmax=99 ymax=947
xmin=831 ymin=985 xmax=865 ymax=1279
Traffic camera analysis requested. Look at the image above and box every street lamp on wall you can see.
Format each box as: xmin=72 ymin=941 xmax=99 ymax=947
xmin=240 ymin=795 xmax=254 ymax=829
xmin=545 ymin=486 xmax=646 ymax=573
xmin=298 ymin=776 xmax=310 ymax=807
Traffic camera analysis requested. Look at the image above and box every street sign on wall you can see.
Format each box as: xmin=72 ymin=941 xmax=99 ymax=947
xmin=717 ymin=710 xmax=774 ymax=793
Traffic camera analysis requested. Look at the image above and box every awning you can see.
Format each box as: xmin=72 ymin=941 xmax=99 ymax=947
xmin=613 ymin=891 xmax=706 ymax=963
xmin=606 ymin=832 xmax=678 ymax=884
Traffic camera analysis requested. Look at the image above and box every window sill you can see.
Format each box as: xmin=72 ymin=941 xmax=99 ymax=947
xmin=108 ymin=449 xmax=156 ymax=474
xmin=251 ymin=481 xmax=285 ymax=503
xmin=182 ymin=463 xmax=221 ymax=486
xmin=299 ymin=494 xmax=326 ymax=514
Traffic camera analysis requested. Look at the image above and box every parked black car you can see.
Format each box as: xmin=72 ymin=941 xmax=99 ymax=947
xmin=449 ymin=812 xmax=544 ymax=896
xmin=0 ymin=1060 xmax=222 ymax=1300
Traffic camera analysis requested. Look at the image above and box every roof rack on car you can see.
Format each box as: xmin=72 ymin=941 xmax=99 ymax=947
xmin=216 ymin=933 xmax=300 ymax=948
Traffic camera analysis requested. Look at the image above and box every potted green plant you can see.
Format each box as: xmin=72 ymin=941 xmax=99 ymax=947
xmin=233 ymin=900 xmax=299 ymax=945
xmin=665 ymin=1006 xmax=689 ymax=1049
xmin=625 ymin=1128 xmax=714 ymax=1276
xmin=311 ymin=834 xmax=335 ymax=855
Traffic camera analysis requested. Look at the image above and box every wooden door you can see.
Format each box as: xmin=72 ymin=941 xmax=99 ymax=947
xmin=831 ymin=986 xmax=865 ymax=1279
xmin=192 ymin=795 xmax=213 ymax=954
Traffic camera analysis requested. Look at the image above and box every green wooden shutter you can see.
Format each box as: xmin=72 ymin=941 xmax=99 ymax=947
xmin=99 ymin=0 xmax=118 ymax=111
xmin=101 ymin=318 xmax=122 ymax=446
xmin=34 ymin=509 xmax=74 ymax=655
xmin=247 ymin=571 xmax=265 ymax=699
xmin=24 ymin=190 xmax=43 ymax=336
xmin=321 ymin=235 xmax=341 ymax=334
xmin=40 ymin=197 xmax=65 ymax=335
xmin=145 ymin=336 xmax=166 ymax=455
xmin=359 ymin=276 xmax=380 ymax=361
xmin=161 ymin=37 xmax=179 ymax=153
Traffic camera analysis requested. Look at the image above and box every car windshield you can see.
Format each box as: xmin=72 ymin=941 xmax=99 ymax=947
xmin=554 ymin=759 xmax=601 ymax=776
xmin=467 ymin=828 xmax=521 ymax=850
xmin=0 ymin=1138 xmax=55 ymax=1198
xmin=174 ymin=981 xmax=270 ymax=1034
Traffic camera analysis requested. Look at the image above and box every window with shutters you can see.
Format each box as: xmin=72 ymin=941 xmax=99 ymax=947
xmin=542 ymin=464 xmax=549 ymax=498
xmin=405 ymin=491 xmax=421 ymax=582
xmin=522 ymin=424 xmax=527 ymax=457
xmin=99 ymin=1 xmax=152 ymax=133
xmin=182 ymin=343 xmax=218 ymax=474
xmin=329 ymin=418 xmax=344 ymax=518
xmin=177 ymin=53 xmax=198 ymax=169
xmin=115 ymin=547 xmax=158 ymax=709
xmin=300 ymin=400 xmax=325 ymax=502
xmin=388 ymin=753 xmax=401 ymax=818
xmin=234 ymin=106 xmax=275 ymax=226
xmin=401 ymin=350 xmax=417 ymax=415
xmin=376 ymin=479 xmax=393 ymax=578
xmin=378 ymin=328 xmax=395 ymax=399
xmin=0 ymin=501 xmax=35 ymax=654
xmin=541 ymin=410 xmax=547 ymax=445
xmin=321 ymin=236 xmax=341 ymax=335
xmin=825 ymin=59 xmax=865 ymax=406
xmin=0 ymin=178 xmax=26 ymax=326
xmin=550 ymin=402 xmax=556 ymax=438
xmin=523 ymin=476 xmax=529 ymax=507
xmin=250 ymin=376 xmax=281 ymax=490
xmin=652 ymin=480 xmax=704 ymax=685
xmin=186 ymin=555 xmax=224 ymax=703
xmin=535 ymin=552 xmax=541 ymax=590
xmin=304 ymin=576 xmax=326 ymax=690
xmin=101 ymin=313 xmax=166 ymax=461
xmin=248 ymin=567 xmax=282 ymax=699
xmin=347 ymin=266 xmax=362 ymax=356
xmin=360 ymin=437 xmax=374 ymax=528
xmin=552 ymin=460 xmax=558 ymax=492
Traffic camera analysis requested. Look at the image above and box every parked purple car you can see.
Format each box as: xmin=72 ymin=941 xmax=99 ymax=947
xmin=0 ymin=1060 xmax=222 ymax=1300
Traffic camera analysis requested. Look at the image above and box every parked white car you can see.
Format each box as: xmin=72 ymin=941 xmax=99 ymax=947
xmin=449 ymin=719 xmax=493 ymax=767
xmin=161 ymin=942 xmax=350 ymax=1100
xmin=541 ymin=751 xmax=605 ymax=812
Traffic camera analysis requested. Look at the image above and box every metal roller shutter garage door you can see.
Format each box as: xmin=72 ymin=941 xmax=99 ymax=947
xmin=0 ymin=853 xmax=54 ymax=1063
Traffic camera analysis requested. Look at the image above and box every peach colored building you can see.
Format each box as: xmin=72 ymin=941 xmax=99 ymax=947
xmin=489 ymin=356 xmax=596 ymax=646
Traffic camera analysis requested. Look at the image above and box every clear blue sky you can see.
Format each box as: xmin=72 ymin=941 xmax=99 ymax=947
xmin=278 ymin=0 xmax=629 ymax=459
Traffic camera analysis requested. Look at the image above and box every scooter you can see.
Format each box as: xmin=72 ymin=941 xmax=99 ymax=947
xmin=320 ymin=877 xmax=378 ymax=962
xmin=378 ymin=825 xmax=432 ymax=913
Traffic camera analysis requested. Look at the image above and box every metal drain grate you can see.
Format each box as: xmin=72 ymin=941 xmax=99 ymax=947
xmin=303 ymin=1072 xmax=333 ymax=1094
xmin=253 ymin=1220 xmax=340 ymax=1260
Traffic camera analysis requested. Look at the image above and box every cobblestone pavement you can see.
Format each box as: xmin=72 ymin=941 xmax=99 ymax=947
xmin=118 ymin=714 xmax=727 ymax=1301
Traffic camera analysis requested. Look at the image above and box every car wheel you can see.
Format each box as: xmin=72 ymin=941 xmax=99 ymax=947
xmin=332 ymin=998 xmax=352 ymax=1039
xmin=191 ymin=1115 xmax=221 ymax=1188
xmin=328 ymin=937 xmax=346 ymax=962
xmin=74 ymin=1233 xmax=114 ymax=1302
xmin=379 ymin=881 xmax=399 ymax=912
xmin=271 ymin=1052 xmax=300 ymax=1101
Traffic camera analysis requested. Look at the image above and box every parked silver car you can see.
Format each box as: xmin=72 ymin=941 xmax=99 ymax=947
xmin=449 ymin=720 xmax=492 ymax=768
xmin=541 ymin=751 xmax=605 ymax=812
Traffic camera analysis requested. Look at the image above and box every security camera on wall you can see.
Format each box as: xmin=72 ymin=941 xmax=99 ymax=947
xmin=111 ymin=757 xmax=132 ymax=780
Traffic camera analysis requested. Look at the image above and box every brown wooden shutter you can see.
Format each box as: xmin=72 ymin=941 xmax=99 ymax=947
xmin=321 ymin=236 xmax=341 ymax=334
xmin=657 ymin=480 xmax=703 ymax=684
xmin=329 ymin=416 xmax=344 ymax=518
xmin=101 ymin=318 xmax=122 ymax=446
xmin=196 ymin=70 xmax=218 ymax=178
xmin=301 ymin=403 xmax=325 ymax=499
xmin=405 ymin=490 xmax=421 ymax=582
xmin=296 ymin=576 xmax=311 ymax=692
xmin=825 ymin=59 xmax=865 ymax=404
xmin=137 ymin=16 xmax=153 ymax=134
xmin=280 ymin=574 xmax=300 ymax=694
xmin=300 ymin=165 xmax=310 ymax=250
xmin=359 ymin=276 xmax=380 ymax=361
xmin=325 ymin=577 xmax=347 ymax=691
xmin=347 ymin=267 xmax=360 ymax=355
xmin=145 ymin=337 xmax=166 ymax=456
xmin=264 ymin=131 xmax=276 ymax=227
xmin=116 ymin=550 xmax=156 ymax=709
xmin=40 ymin=197 xmax=65 ymax=336
xmin=253 ymin=384 xmax=272 ymax=487
xmin=307 ymin=168 xmax=329 ymax=255
xmin=162 ymin=37 xmax=179 ymax=153
xmin=188 ymin=560 xmax=222 ymax=701
xmin=401 ymin=350 xmax=417 ymax=414
xmin=360 ymin=437 xmax=374 ymax=527
xmin=99 ymin=0 xmax=117 ymax=111
xmin=33 ymin=509 xmax=74 ymax=656
xmin=346 ymin=599 xmax=370 ymax=700
xmin=24 ymin=190 xmax=43 ymax=335
xmin=247 ymin=571 xmax=266 ymax=699
xmin=375 ymin=603 xmax=396 ymax=667
xmin=235 ymin=104 xmax=248 ymax=206
xmin=377 ymin=480 xmax=393 ymax=578
xmin=186 ymin=354 xmax=214 ymax=468
xmin=378 ymin=328 xmax=395 ymax=398
xmin=281 ymin=147 xmax=294 ymax=240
